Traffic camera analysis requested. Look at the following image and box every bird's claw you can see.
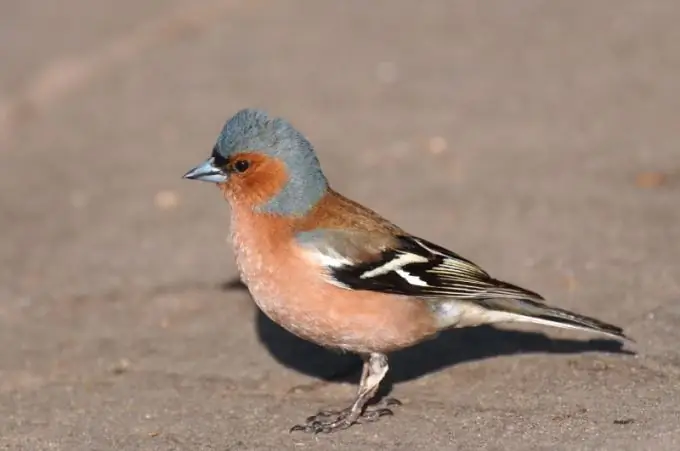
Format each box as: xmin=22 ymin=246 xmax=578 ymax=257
xmin=306 ymin=409 xmax=342 ymax=422
xmin=290 ymin=398 xmax=402 ymax=434
xmin=357 ymin=407 xmax=393 ymax=423
xmin=290 ymin=409 xmax=354 ymax=434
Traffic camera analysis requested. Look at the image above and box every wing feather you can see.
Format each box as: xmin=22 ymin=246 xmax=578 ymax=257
xmin=296 ymin=230 xmax=544 ymax=302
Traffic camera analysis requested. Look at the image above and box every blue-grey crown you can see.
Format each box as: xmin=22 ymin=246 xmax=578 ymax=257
xmin=214 ymin=108 xmax=328 ymax=216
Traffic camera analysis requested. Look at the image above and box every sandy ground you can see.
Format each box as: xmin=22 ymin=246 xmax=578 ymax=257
xmin=1 ymin=1 xmax=679 ymax=449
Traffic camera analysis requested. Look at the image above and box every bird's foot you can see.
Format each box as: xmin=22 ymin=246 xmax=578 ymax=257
xmin=290 ymin=398 xmax=401 ymax=434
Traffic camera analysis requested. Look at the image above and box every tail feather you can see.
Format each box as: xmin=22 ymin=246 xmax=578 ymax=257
xmin=478 ymin=296 xmax=631 ymax=341
xmin=427 ymin=270 xmax=632 ymax=341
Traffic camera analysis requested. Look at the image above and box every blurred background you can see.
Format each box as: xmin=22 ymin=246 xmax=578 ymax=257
xmin=1 ymin=1 xmax=679 ymax=449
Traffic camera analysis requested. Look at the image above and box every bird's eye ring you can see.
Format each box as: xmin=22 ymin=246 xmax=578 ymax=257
xmin=233 ymin=160 xmax=250 ymax=173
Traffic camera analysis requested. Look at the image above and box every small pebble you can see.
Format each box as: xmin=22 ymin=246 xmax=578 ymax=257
xmin=111 ymin=358 xmax=130 ymax=375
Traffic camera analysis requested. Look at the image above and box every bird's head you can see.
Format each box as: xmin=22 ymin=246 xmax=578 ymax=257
xmin=183 ymin=109 xmax=328 ymax=216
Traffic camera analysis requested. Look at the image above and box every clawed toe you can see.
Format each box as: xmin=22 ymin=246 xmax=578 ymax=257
xmin=357 ymin=407 xmax=393 ymax=423
xmin=306 ymin=408 xmax=343 ymax=422
xmin=290 ymin=399 xmax=402 ymax=434
xmin=290 ymin=410 xmax=354 ymax=434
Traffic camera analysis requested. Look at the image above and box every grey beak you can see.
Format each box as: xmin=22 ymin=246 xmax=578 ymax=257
xmin=183 ymin=157 xmax=228 ymax=183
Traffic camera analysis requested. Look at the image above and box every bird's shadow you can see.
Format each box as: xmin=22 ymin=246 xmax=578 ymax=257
xmin=221 ymin=277 xmax=634 ymax=396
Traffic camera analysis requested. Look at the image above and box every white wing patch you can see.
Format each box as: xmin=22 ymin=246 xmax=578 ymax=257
xmin=299 ymin=247 xmax=352 ymax=289
xmin=358 ymin=251 xmax=432 ymax=287
xmin=359 ymin=252 xmax=428 ymax=278
xmin=395 ymin=268 xmax=429 ymax=286
xmin=302 ymin=247 xmax=353 ymax=269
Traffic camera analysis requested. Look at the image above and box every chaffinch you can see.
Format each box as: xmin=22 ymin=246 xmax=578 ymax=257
xmin=183 ymin=109 xmax=631 ymax=434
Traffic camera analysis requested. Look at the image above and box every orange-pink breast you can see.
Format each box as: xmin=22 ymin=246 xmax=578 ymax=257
xmin=228 ymin=207 xmax=439 ymax=354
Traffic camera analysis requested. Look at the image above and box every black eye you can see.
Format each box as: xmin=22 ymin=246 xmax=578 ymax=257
xmin=233 ymin=160 xmax=250 ymax=173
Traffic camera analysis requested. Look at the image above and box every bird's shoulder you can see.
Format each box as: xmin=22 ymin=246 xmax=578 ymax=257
xmin=292 ymin=191 xmax=488 ymax=295
xmin=293 ymin=192 xmax=542 ymax=302
xmin=296 ymin=189 xmax=404 ymax=235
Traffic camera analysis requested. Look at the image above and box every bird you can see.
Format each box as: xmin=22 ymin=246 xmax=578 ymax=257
xmin=183 ymin=108 xmax=631 ymax=434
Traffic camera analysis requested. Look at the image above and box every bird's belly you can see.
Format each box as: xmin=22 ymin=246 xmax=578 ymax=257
xmin=232 ymin=238 xmax=437 ymax=353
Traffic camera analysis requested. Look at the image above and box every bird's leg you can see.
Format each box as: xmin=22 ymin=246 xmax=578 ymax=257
xmin=291 ymin=353 xmax=399 ymax=434
xmin=310 ymin=357 xmax=370 ymax=418
xmin=312 ymin=355 xmax=401 ymax=420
